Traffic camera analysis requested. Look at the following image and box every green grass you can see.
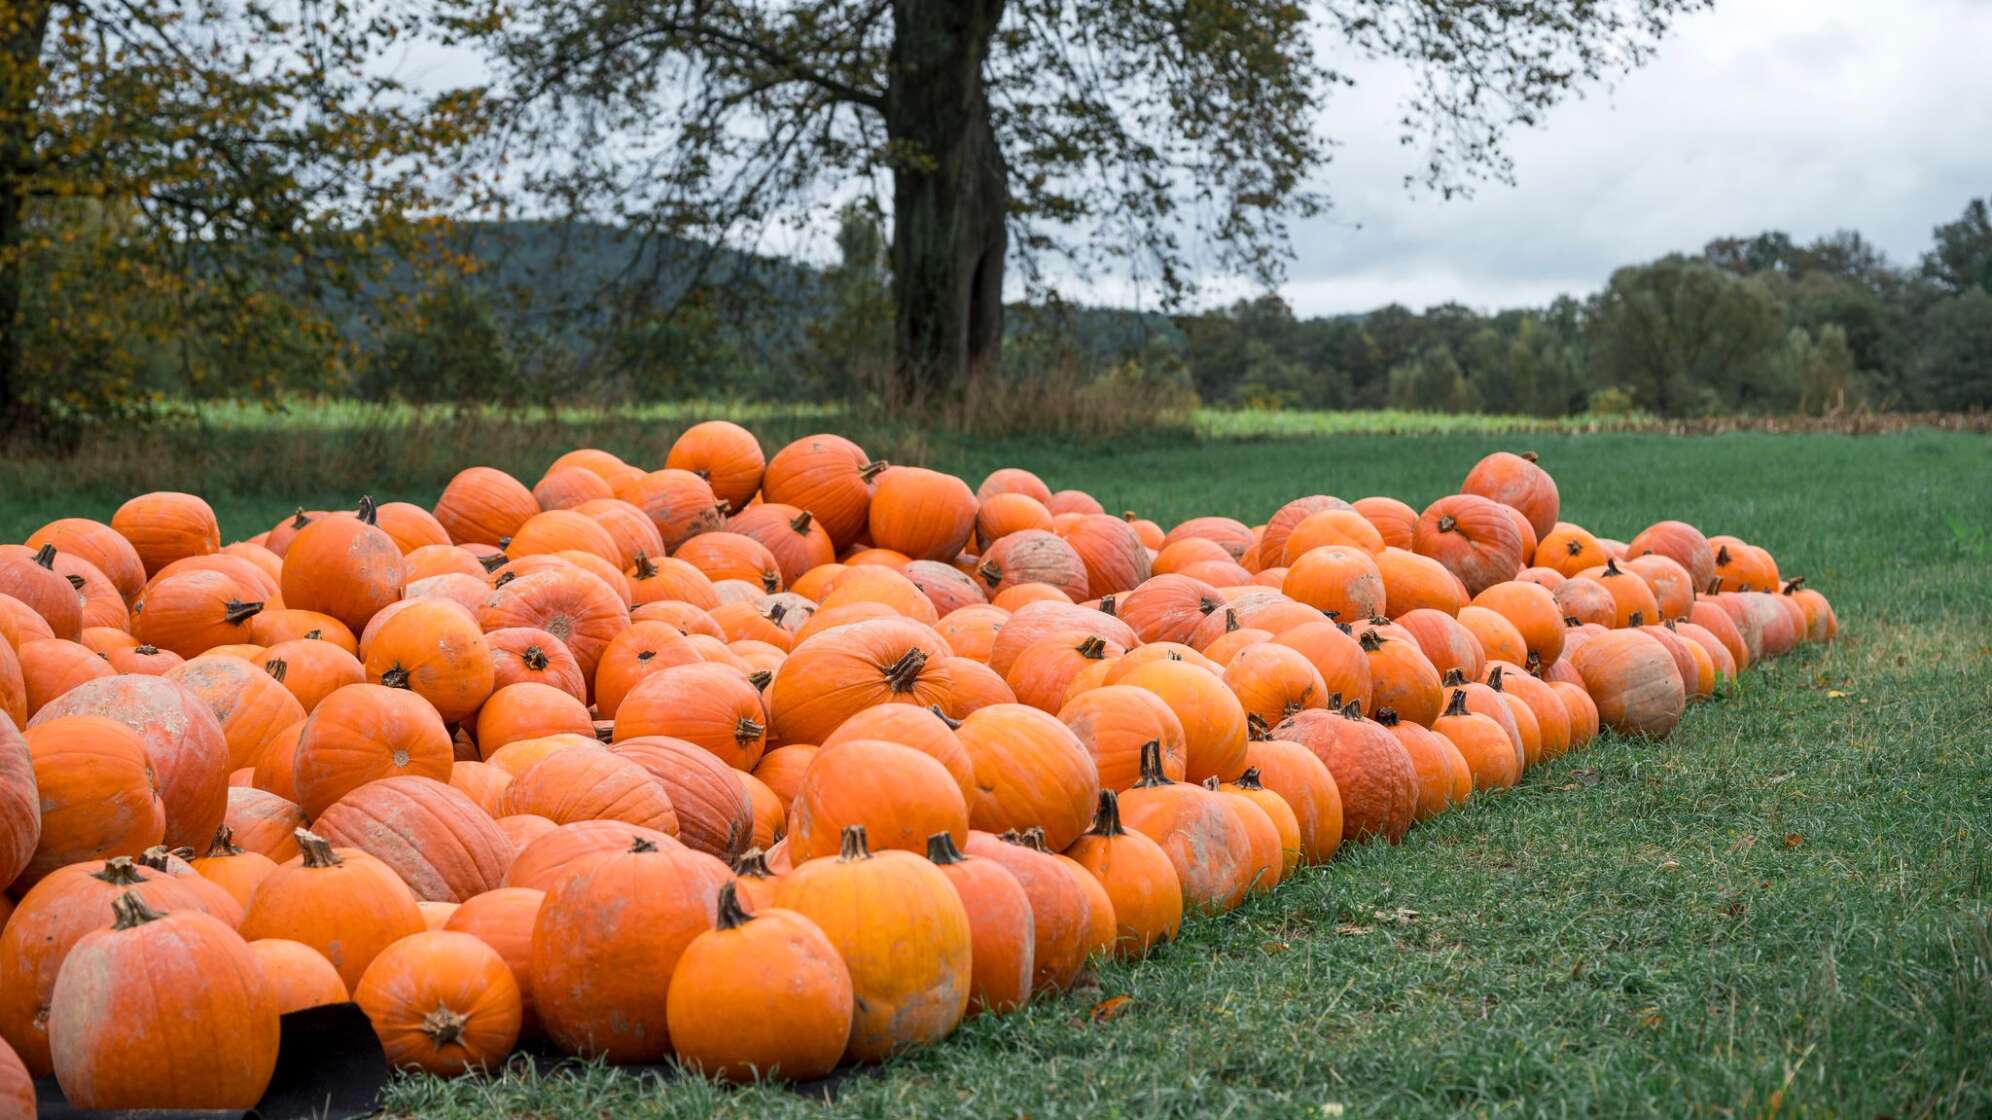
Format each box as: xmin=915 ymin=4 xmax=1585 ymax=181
xmin=5 ymin=419 xmax=1990 ymax=1117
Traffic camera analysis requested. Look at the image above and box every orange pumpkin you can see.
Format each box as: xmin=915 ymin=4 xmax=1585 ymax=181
xmin=49 ymin=893 xmax=278 ymax=1110
xmin=499 ymin=748 xmax=681 ymax=834
xmin=1431 ymin=687 xmax=1519 ymax=791
xmin=777 ymin=825 xmax=970 ymax=1061
xmin=1375 ymin=547 xmax=1469 ymax=617
xmin=1624 ymin=553 xmax=1695 ymax=621
xmin=1116 ymin=573 xmax=1224 ymax=646
xmin=1537 ymin=522 xmax=1608 ymax=578
xmin=611 ymin=736 xmax=756 ymax=859
xmin=955 ymin=703 xmax=1100 ymax=851
xmin=1571 ymin=629 xmax=1685 ymax=738
xmin=249 ymin=608 xmax=359 ymax=654
xmin=924 ymin=832 xmax=1036 ymax=1013
xmin=0 ymin=716 xmax=36 ymax=888
xmin=188 ymin=825 xmax=278 ymax=909
xmin=1414 ymin=494 xmax=1525 ymax=596
xmin=1357 ymin=629 xmax=1443 ymax=728
xmin=612 ymin=661 xmax=767 ymax=769
xmin=534 ymin=465 xmax=615 ymax=511
xmin=249 ymin=937 xmax=350 ymax=1015
xmin=313 ymin=775 xmax=512 ymax=902
xmin=1554 ymin=576 xmax=1618 ymax=628
xmin=477 ymin=568 xmax=629 ymax=684
xmin=727 ymin=504 xmax=835 ymax=587
xmin=1270 ymin=621 xmax=1374 ymax=712
xmin=240 ymin=830 xmax=426 ymax=992
xmin=1375 ymin=707 xmax=1471 ymax=819
xmin=355 ymin=930 xmax=522 ymax=1076
xmin=442 ymin=887 xmax=545 ymax=1035
xmin=530 ymin=834 xmax=719 ymax=1063
xmin=29 ymin=518 xmax=146 ymax=607
xmin=676 ymin=531 xmax=783 ymax=593
xmin=1064 ymin=789 xmax=1182 ymax=958
xmin=1058 ymin=513 xmax=1153 ymax=598
xmin=1468 ymin=581 xmax=1565 ymax=671
xmin=1056 ymin=683 xmax=1187 ymax=791
xmin=1271 ymin=703 xmax=1416 ymax=845
xmin=1243 ymin=738 xmax=1342 ymax=865
xmin=1393 ymin=607 xmax=1486 ymax=683
xmin=666 ymin=882 xmax=853 ymax=1081
xmin=1116 ymin=741 xmax=1252 ymax=914
xmin=767 ymin=618 xmax=955 ymax=746
xmin=1281 ymin=545 xmax=1386 ymax=620
xmin=1627 ymin=519 xmax=1714 ymax=589
xmin=255 ymin=639 xmax=365 ymax=714
xmin=112 ymin=492 xmax=221 ymax=577
xmin=1462 ymin=451 xmax=1560 ymax=538
xmin=761 ymin=434 xmax=885 ymax=548
xmin=667 ymin=420 xmax=766 ymax=510
xmin=291 ymin=683 xmax=453 ymax=818
xmin=1578 ymin=559 xmax=1663 ymax=628
xmin=19 ymin=716 xmax=165 ymax=888
xmin=19 ymin=638 xmax=113 ymax=716
xmin=787 ymin=738 xmax=968 ymax=863
xmin=28 ymin=673 xmax=229 ymax=851
xmin=280 ymin=498 xmax=405 ymax=633
xmin=434 ymin=467 xmax=539 ymax=547
xmin=357 ymin=600 xmax=493 ymax=724
xmin=987 ymin=600 xmax=1136 ymax=678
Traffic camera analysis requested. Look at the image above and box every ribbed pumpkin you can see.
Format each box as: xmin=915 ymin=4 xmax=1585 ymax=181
xmin=1057 ymin=513 xmax=1153 ymax=599
xmin=249 ymin=938 xmax=350 ymax=1015
xmin=1270 ymin=621 xmax=1373 ymax=712
xmin=49 ymin=892 xmax=278 ymax=1110
xmin=1553 ymin=576 xmax=1618 ymax=628
xmin=1392 ymin=607 xmax=1484 ymax=683
xmin=1487 ymin=662 xmax=1572 ymax=759
xmin=666 ymin=881 xmax=853 ymax=1082
xmin=256 ymin=639 xmax=365 ymax=714
xmin=925 ymin=832 xmax=1036 ymax=1014
xmin=1571 ymin=629 xmax=1685 ymax=738
xmin=1117 ymin=657 xmax=1248 ymax=784
xmin=1374 ymin=709 xmax=1471 ymax=818
xmin=1222 ymin=641 xmax=1331 ymax=729
xmin=1117 ymin=741 xmax=1252 ymax=914
xmin=1431 ymin=687 xmax=1520 ymax=791
xmin=17 ymin=638 xmax=109 ymax=716
xmin=530 ymin=834 xmax=718 ymax=1062
xmin=750 ymin=744 xmax=817 ymax=809
xmin=112 ymin=492 xmax=220 ymax=577
xmin=433 ymin=467 xmax=538 ymax=547
xmin=1005 ymin=629 xmax=1123 ymax=713
xmin=776 ymin=825 xmax=970 ymax=1061
xmin=1575 ymin=559 xmax=1661 ymax=629
xmin=1469 ymin=581 xmax=1565 ymax=671
xmin=167 ymin=654 xmax=308 ymax=771
xmin=187 ymin=825 xmax=277 ymax=908
xmin=19 ymin=716 xmax=164 ymax=888
xmin=0 ymin=857 xmax=232 ymax=1075
xmin=1356 ymin=629 xmax=1443 ymax=728
xmin=611 ymin=736 xmax=756 ymax=859
xmin=223 ymin=787 xmax=307 ymax=861
xmin=1202 ymin=774 xmax=1282 ymax=893
xmin=955 ymin=703 xmax=1100 ymax=851
xmin=499 ymin=747 xmax=681 ymax=834
xmin=355 ymin=930 xmax=522 ymax=1076
xmin=312 ymin=776 xmax=512 ymax=902
xmin=291 ymin=683 xmax=452 ymax=818
xmin=767 ymin=618 xmax=955 ymax=745
xmin=987 ymin=600 xmax=1136 ymax=678
xmin=821 ymin=703 xmax=977 ymax=804
xmin=1281 ymin=545 xmax=1386 ymax=620
xmin=591 ymin=621 xmax=701 ymax=720
xmin=1414 ymin=494 xmax=1525 ymax=596
xmin=500 ymin=818 xmax=672 ymax=890
xmin=534 ymin=466 xmax=614 ymax=511
xmin=30 ymin=676 xmax=222 ymax=856
xmin=362 ymin=599 xmax=494 ymax=724
xmin=476 ymin=681 xmax=593 ymax=756
xmin=958 ymin=828 xmax=1090 ymax=993
xmin=477 ymin=569 xmax=629 ymax=685
xmin=29 ymin=518 xmax=146 ymax=607
xmin=239 ymin=830 xmax=425 ymax=992
xmin=612 ymin=661 xmax=767 ymax=769
xmin=1115 ymin=573 xmax=1223 ymax=646
xmin=1271 ymin=703 xmax=1416 ymax=845
xmin=0 ymin=715 xmax=37 ymax=888
xmin=1625 ymin=554 xmax=1695 ymax=621
xmin=659 ymin=421 xmax=762 ymax=511
xmin=974 ymin=529 xmax=1085 ymax=601
xmin=726 ymin=504 xmax=834 ymax=587
xmin=1462 ymin=451 xmax=1560 ymax=539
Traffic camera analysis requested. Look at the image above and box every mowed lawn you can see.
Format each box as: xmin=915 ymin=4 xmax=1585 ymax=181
xmin=6 ymin=426 xmax=1989 ymax=1117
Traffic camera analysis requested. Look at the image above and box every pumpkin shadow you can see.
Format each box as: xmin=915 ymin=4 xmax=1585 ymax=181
xmin=32 ymin=1002 xmax=387 ymax=1120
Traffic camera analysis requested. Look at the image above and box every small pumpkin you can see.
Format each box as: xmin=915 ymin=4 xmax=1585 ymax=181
xmin=239 ymin=830 xmax=426 ymax=992
xmin=355 ymin=930 xmax=522 ymax=1076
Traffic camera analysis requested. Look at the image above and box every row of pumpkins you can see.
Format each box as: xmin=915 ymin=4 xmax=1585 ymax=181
xmin=0 ymin=426 xmax=1837 ymax=1111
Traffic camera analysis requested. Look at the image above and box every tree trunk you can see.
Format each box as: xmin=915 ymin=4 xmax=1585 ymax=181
xmin=0 ymin=2 xmax=52 ymax=434
xmin=885 ymin=0 xmax=1008 ymax=404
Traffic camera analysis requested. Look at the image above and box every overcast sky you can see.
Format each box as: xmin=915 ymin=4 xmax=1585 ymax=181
xmin=1270 ymin=0 xmax=1992 ymax=315
xmin=406 ymin=0 xmax=1992 ymax=318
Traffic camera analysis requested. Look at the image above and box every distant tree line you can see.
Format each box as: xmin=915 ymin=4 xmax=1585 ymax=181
xmin=1175 ymin=198 xmax=1992 ymax=416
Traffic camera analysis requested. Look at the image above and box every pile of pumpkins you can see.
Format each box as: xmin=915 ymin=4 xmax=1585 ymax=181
xmin=0 ymin=425 xmax=1838 ymax=1111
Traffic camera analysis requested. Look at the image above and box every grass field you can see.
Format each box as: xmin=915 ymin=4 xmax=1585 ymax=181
xmin=5 ymin=420 xmax=1989 ymax=1117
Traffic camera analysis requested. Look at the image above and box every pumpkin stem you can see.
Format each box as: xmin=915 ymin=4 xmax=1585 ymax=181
xmin=1335 ymin=620 xmax=1353 ymax=635
xmin=883 ymin=647 xmax=928 ymax=692
xmin=32 ymin=543 xmax=55 ymax=569
xmin=380 ymin=665 xmax=412 ymax=690
xmin=296 ymin=829 xmax=342 ymax=868
xmin=1338 ymin=699 xmax=1364 ymax=720
xmin=1781 ymin=577 xmax=1805 ymax=595
xmin=205 ymin=825 xmax=243 ymax=859
xmin=1122 ymin=510 xmax=1138 ymax=522
xmin=356 ymin=496 xmax=379 ymax=525
xmin=1246 ymin=712 xmax=1269 ymax=741
xmin=1437 ymin=514 xmax=1458 ymax=533
xmin=1197 ymin=595 xmax=1220 ymax=616
xmin=1236 ymin=767 xmax=1266 ymax=791
xmin=838 ymin=824 xmax=872 ymax=861
xmin=134 ymin=644 xmax=160 ymax=655
xmin=91 ymin=857 xmax=146 ymax=886
xmin=1602 ymin=558 xmax=1624 ymax=577
xmin=764 ymin=601 xmax=788 ymax=625
xmin=1088 ymin=789 xmax=1127 ymax=837
xmin=1521 ymin=450 xmax=1540 ymax=463
xmin=632 ymin=552 xmax=658 ymax=580
xmin=110 ymin=891 xmax=165 ymax=931
xmin=636 ymin=650 xmax=656 ymax=663
xmin=1201 ymin=776 xmax=1220 ymax=791
xmin=713 ymin=881 xmax=753 ymax=931
xmin=1443 ymin=688 xmax=1470 ymax=718
xmin=592 ymin=721 xmax=614 ymax=743
xmin=1098 ymin=593 xmax=1117 ymax=617
xmin=1563 ymin=615 xmax=1582 ymax=628
xmin=1224 ymin=610 xmax=1240 ymax=633
xmin=304 ymin=630 xmax=322 ymax=640
xmin=1077 ymin=635 xmax=1108 ymax=660
xmin=926 ymin=831 xmax=967 ymax=864
xmin=224 ymin=599 xmax=264 ymax=626
xmin=1442 ymin=667 xmax=1465 ymax=686
xmin=1374 ymin=707 xmax=1400 ymax=727
xmin=788 ymin=510 xmax=814 ymax=535
xmin=420 ymin=1007 xmax=470 ymax=1049
xmin=1487 ymin=665 xmax=1505 ymax=692
xmin=629 ymin=836 xmax=659 ymax=854
xmin=1715 ymin=545 xmax=1732 ymax=567
xmin=1628 ymin=610 xmax=1645 ymax=627
xmin=479 ymin=551 xmax=510 ymax=573
xmin=927 ymin=704 xmax=963 ymax=730
xmin=732 ymin=847 xmax=774 ymax=878
xmin=289 ymin=508 xmax=310 ymax=530
xmin=760 ymin=570 xmax=781 ymax=593
xmin=492 ymin=570 xmax=518 ymax=588
xmin=714 ymin=499 xmax=733 ymax=516
xmin=64 ymin=573 xmax=84 ymax=591
xmin=1358 ymin=629 xmax=1383 ymax=652
xmin=734 ymin=715 xmax=765 ymax=743
xmin=859 ymin=459 xmax=889 ymax=482
xmin=1326 ymin=690 xmax=1344 ymax=710
xmin=265 ymin=658 xmax=288 ymax=683
xmin=138 ymin=845 xmax=192 ymax=872
xmin=976 ymin=560 xmax=1002 ymax=588
xmin=1525 ymin=650 xmax=1542 ymax=676
xmin=1165 ymin=650 xmax=1182 ymax=661
xmin=1133 ymin=739 xmax=1171 ymax=788
xmin=520 ymin=644 xmax=550 ymax=671
xmin=1566 ymin=538 xmax=1585 ymax=557
xmin=747 ymin=670 xmax=772 ymax=692
xmin=1019 ymin=827 xmax=1050 ymax=853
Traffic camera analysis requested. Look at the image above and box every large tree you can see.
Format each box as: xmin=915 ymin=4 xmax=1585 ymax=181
xmin=0 ymin=1 xmax=480 ymax=432
xmin=1586 ymin=254 xmax=1785 ymax=416
xmin=444 ymin=0 xmax=1708 ymax=401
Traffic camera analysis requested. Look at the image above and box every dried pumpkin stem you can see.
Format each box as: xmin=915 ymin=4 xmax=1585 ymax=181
xmin=926 ymin=832 xmax=966 ymax=865
xmin=224 ymin=599 xmax=265 ymax=626
xmin=1133 ymin=739 xmax=1171 ymax=788
xmin=884 ymin=647 xmax=928 ymax=692
xmin=1089 ymin=789 xmax=1127 ymax=837
xmin=713 ymin=881 xmax=753 ymax=931
xmin=205 ymin=825 xmax=242 ymax=858
xmin=91 ymin=857 xmax=146 ymax=886
xmin=1444 ymin=688 xmax=1470 ymax=718
xmin=110 ymin=891 xmax=165 ymax=931
xmin=356 ymin=495 xmax=379 ymax=525
xmin=731 ymin=848 xmax=773 ymax=878
xmin=296 ymin=829 xmax=342 ymax=868
xmin=421 ymin=1007 xmax=469 ymax=1048
xmin=838 ymin=824 xmax=873 ymax=861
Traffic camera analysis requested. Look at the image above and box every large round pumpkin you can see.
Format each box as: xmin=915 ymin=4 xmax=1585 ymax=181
xmin=955 ymin=703 xmax=1099 ymax=851
xmin=1270 ymin=704 xmax=1416 ymax=845
xmin=610 ymin=736 xmax=755 ymax=859
xmin=1571 ymin=629 xmax=1686 ymax=739
xmin=292 ymin=683 xmax=453 ymax=819
xmin=28 ymin=673 xmax=228 ymax=851
xmin=1064 ymin=789 xmax=1182 ymax=958
xmin=239 ymin=830 xmax=426 ymax=992
xmin=788 ymin=738 xmax=968 ymax=862
xmin=612 ymin=661 xmax=768 ymax=770
xmin=312 ymin=776 xmax=513 ymax=902
xmin=112 ymin=492 xmax=220 ymax=577
xmin=767 ymin=618 xmax=955 ymax=746
xmin=363 ymin=600 xmax=495 ymax=724
xmin=19 ymin=716 xmax=165 ymax=888
xmin=355 ymin=930 xmax=522 ymax=1076
xmin=1461 ymin=451 xmax=1560 ymax=539
xmin=1116 ymin=741 xmax=1252 ymax=914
